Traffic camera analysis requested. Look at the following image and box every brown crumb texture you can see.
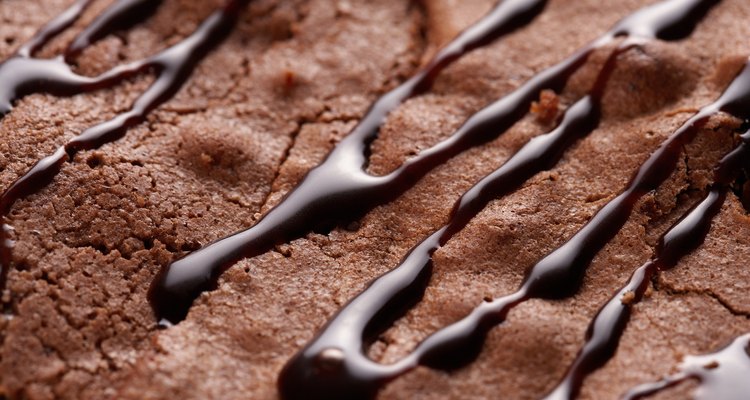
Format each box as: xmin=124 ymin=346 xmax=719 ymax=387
xmin=531 ymin=89 xmax=561 ymax=125
xmin=1 ymin=0 xmax=750 ymax=400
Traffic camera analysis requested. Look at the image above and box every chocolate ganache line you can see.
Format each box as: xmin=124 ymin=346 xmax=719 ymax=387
xmin=149 ymin=0 xmax=553 ymax=323
xmin=276 ymin=1 xmax=722 ymax=399
xmin=15 ymin=0 xmax=93 ymax=59
xmin=542 ymin=126 xmax=750 ymax=400
xmin=276 ymin=43 xmax=620 ymax=400
xmin=64 ymin=0 xmax=163 ymax=62
xmin=0 ymin=0 xmax=741 ymax=399
xmin=0 ymin=0 xmax=248 ymax=295
xmin=401 ymin=22 xmax=750 ymax=400
xmin=623 ymin=333 xmax=750 ymax=400
xmin=149 ymin=0 xmax=720 ymax=325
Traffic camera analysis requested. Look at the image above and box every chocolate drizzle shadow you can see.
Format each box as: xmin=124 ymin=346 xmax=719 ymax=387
xmin=150 ymin=0 xmax=722 ymax=327
xmin=543 ymin=113 xmax=750 ymax=400
xmin=1 ymin=0 xmax=748 ymax=399
xmin=149 ymin=0 xmax=555 ymax=323
xmin=0 ymin=0 xmax=247 ymax=296
xmin=274 ymin=0 xmax=723 ymax=399
xmin=624 ymin=333 xmax=750 ymax=400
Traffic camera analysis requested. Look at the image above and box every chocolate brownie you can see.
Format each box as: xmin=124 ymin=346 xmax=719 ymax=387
xmin=1 ymin=0 xmax=750 ymax=399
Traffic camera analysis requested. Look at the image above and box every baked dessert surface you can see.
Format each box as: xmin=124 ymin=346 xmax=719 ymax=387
xmin=0 ymin=0 xmax=749 ymax=399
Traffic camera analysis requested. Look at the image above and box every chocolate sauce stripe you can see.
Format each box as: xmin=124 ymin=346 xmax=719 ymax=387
xmin=154 ymin=0 xmax=688 ymax=323
xmin=0 ymin=0 xmax=736 ymax=399
xmin=292 ymin=0 xmax=551 ymax=174
xmin=0 ymin=0 xmax=248 ymax=291
xmin=152 ymin=0 xmax=723 ymax=326
xmin=540 ymin=183 xmax=726 ymax=400
xmin=16 ymin=0 xmax=93 ymax=59
xmin=65 ymin=0 xmax=164 ymax=62
xmin=545 ymin=187 xmax=727 ymax=400
xmin=417 ymin=0 xmax=549 ymax=85
xmin=413 ymin=62 xmax=750 ymax=399
xmin=278 ymin=6 xmax=723 ymax=396
xmin=150 ymin=42 xmax=599 ymax=322
xmin=275 ymin=1 xmax=728 ymax=398
xmin=150 ymin=0 xmax=576 ymax=323
xmin=11 ymin=0 xmax=163 ymax=110
xmin=544 ymin=132 xmax=750 ymax=400
xmin=623 ymin=333 xmax=750 ymax=399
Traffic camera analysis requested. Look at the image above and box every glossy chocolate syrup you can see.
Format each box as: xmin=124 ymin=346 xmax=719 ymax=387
xmin=275 ymin=1 xmax=722 ymax=399
xmin=149 ymin=0 xmax=720 ymax=324
xmin=15 ymin=0 xmax=92 ymax=59
xmin=149 ymin=0 xmax=558 ymax=324
xmin=623 ymin=334 xmax=750 ymax=400
xmin=0 ymin=0 xmax=741 ymax=399
xmin=0 ymin=0 xmax=247 ymax=293
xmin=64 ymin=0 xmax=163 ymax=62
xmin=542 ymin=130 xmax=750 ymax=400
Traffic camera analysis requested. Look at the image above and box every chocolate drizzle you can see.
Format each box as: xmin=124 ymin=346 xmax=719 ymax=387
xmin=64 ymin=0 xmax=163 ymax=62
xmin=623 ymin=334 xmax=750 ymax=400
xmin=0 ymin=0 xmax=247 ymax=293
xmin=0 ymin=0 xmax=745 ymax=399
xmin=273 ymin=1 xmax=722 ymax=399
xmin=149 ymin=0 xmax=721 ymax=324
xmin=149 ymin=0 xmax=558 ymax=324
xmin=542 ymin=127 xmax=750 ymax=400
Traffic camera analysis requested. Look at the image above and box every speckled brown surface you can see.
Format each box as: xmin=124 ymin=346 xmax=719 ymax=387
xmin=1 ymin=0 xmax=750 ymax=399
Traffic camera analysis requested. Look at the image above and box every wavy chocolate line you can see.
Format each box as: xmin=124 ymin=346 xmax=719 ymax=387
xmin=0 ymin=0 xmax=247 ymax=294
xmin=150 ymin=0 xmax=721 ymax=324
xmin=623 ymin=333 xmax=750 ymax=400
xmin=276 ymin=1 xmax=722 ymax=398
xmin=543 ymin=128 xmax=750 ymax=400
xmin=149 ymin=0 xmax=556 ymax=323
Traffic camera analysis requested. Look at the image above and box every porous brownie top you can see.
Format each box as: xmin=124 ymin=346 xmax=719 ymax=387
xmin=1 ymin=0 xmax=750 ymax=399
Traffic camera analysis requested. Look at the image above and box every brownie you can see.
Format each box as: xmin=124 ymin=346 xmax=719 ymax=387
xmin=1 ymin=0 xmax=750 ymax=399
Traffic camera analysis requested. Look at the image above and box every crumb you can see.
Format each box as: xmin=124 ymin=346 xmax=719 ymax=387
xmin=282 ymin=69 xmax=296 ymax=94
xmin=199 ymin=152 xmax=214 ymax=165
xmin=621 ymin=291 xmax=636 ymax=305
xmin=703 ymin=361 xmax=720 ymax=370
xmin=530 ymin=89 xmax=560 ymax=124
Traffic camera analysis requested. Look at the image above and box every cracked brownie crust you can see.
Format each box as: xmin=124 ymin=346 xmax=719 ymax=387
xmin=1 ymin=0 xmax=750 ymax=399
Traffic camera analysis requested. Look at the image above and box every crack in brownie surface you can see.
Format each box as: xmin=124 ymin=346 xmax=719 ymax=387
xmin=1 ymin=0 xmax=750 ymax=399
